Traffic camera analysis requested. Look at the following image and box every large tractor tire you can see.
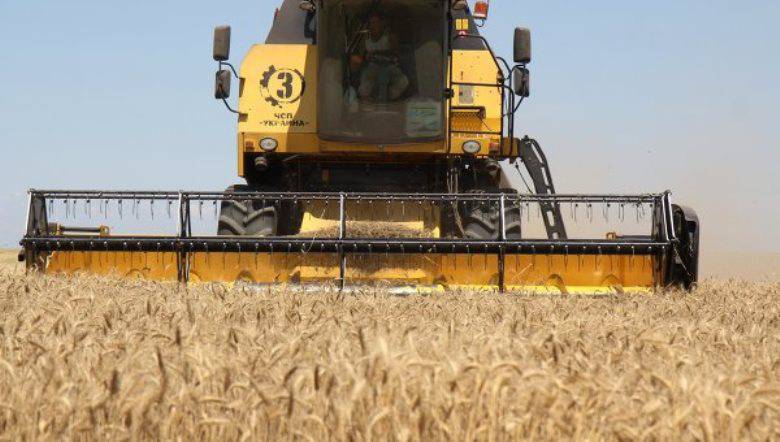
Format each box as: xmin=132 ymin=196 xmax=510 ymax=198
xmin=459 ymin=190 xmax=522 ymax=240
xmin=278 ymin=200 xmax=304 ymax=236
xmin=217 ymin=185 xmax=304 ymax=237
xmin=217 ymin=185 xmax=278 ymax=237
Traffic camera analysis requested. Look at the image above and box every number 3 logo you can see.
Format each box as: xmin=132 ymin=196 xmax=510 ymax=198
xmin=260 ymin=66 xmax=306 ymax=108
xmin=277 ymin=72 xmax=294 ymax=100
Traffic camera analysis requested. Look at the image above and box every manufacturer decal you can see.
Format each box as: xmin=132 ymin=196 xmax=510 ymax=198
xmin=260 ymin=66 xmax=306 ymax=108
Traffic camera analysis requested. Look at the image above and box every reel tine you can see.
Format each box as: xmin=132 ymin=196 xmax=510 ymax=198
xmin=596 ymin=246 xmax=602 ymax=270
xmin=614 ymin=246 xmax=620 ymax=272
xmin=118 ymin=200 xmax=124 ymax=219
xmin=548 ymin=245 xmax=554 ymax=270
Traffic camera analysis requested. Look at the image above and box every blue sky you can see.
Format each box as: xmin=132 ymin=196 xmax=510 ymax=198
xmin=0 ymin=0 xmax=778 ymax=252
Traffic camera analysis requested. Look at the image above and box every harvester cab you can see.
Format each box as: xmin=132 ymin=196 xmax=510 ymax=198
xmin=19 ymin=0 xmax=701 ymax=293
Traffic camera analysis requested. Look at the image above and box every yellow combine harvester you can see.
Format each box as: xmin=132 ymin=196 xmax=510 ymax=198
xmin=19 ymin=0 xmax=700 ymax=293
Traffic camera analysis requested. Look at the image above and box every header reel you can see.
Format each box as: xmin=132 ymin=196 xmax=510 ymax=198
xmin=20 ymin=189 xmax=699 ymax=293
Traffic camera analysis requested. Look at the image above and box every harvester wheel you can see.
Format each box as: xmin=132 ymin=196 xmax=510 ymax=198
xmin=278 ymin=201 xmax=304 ymax=236
xmin=218 ymin=185 xmax=278 ymax=237
xmin=460 ymin=191 xmax=522 ymax=240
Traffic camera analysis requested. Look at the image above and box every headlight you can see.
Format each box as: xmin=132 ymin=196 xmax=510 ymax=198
xmin=259 ymin=138 xmax=278 ymax=152
xmin=462 ymin=140 xmax=481 ymax=154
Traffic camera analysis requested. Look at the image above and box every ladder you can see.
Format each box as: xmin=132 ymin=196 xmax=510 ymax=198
xmin=517 ymin=136 xmax=568 ymax=240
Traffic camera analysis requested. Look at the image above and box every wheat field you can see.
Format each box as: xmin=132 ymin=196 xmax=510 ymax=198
xmin=0 ymin=251 xmax=778 ymax=440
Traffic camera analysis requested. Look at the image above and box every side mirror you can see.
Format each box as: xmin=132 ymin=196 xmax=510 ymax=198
xmin=513 ymin=68 xmax=530 ymax=97
xmin=213 ymin=25 xmax=231 ymax=61
xmin=215 ymin=70 xmax=231 ymax=99
xmin=514 ymin=27 xmax=531 ymax=64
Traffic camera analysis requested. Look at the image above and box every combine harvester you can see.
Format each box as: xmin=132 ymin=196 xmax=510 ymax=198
xmin=19 ymin=0 xmax=700 ymax=293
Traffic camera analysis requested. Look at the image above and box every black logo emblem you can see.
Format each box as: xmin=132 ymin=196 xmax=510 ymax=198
xmin=260 ymin=66 xmax=306 ymax=108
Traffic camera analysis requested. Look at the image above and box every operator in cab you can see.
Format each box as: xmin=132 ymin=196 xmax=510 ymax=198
xmin=349 ymin=11 xmax=410 ymax=103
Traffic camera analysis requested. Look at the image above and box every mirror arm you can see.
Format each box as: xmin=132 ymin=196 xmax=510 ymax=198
xmin=495 ymin=56 xmax=512 ymax=79
xmin=512 ymin=96 xmax=525 ymax=113
xmin=509 ymin=64 xmax=528 ymax=113
xmin=219 ymin=61 xmax=239 ymax=78
xmin=220 ymin=96 xmax=239 ymax=114
xmin=500 ymin=84 xmax=516 ymax=117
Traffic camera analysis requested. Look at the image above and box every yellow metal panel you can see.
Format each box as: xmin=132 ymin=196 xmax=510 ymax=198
xmin=449 ymin=50 xmax=503 ymax=155
xmin=238 ymin=44 xmax=317 ymax=134
xmin=237 ymin=132 xmax=246 ymax=176
xmin=235 ymin=46 xmax=506 ymax=157
xmin=299 ymin=201 xmax=440 ymax=236
xmin=451 ymin=50 xmax=502 ymax=120
xmin=243 ymin=133 xmax=321 ymax=154
xmin=238 ymin=44 xmax=318 ymax=160
xmin=46 ymin=251 xmax=179 ymax=281
xmin=318 ymin=139 xmax=447 ymax=153
xmin=189 ymin=253 xmax=338 ymax=284
xmin=43 ymin=251 xmax=657 ymax=294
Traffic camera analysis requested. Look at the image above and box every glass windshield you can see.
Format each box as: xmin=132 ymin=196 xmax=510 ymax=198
xmin=318 ymin=0 xmax=446 ymax=144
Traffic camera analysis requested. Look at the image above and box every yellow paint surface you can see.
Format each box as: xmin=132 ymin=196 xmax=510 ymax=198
xmin=236 ymin=45 xmax=505 ymax=167
xmin=44 ymin=250 xmax=657 ymax=294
